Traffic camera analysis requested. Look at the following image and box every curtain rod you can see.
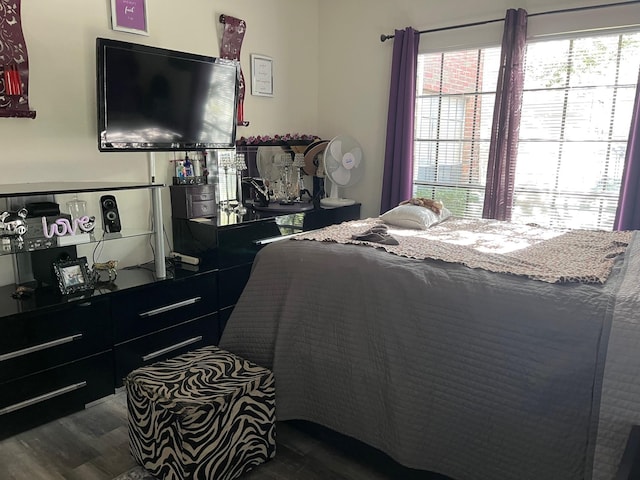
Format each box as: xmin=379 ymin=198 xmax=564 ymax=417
xmin=379 ymin=0 xmax=640 ymax=42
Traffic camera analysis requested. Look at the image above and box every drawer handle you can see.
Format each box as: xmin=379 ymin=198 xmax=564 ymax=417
xmin=0 ymin=381 xmax=87 ymax=416
xmin=141 ymin=336 xmax=203 ymax=362
xmin=254 ymin=232 xmax=304 ymax=245
xmin=138 ymin=297 xmax=202 ymax=318
xmin=0 ymin=334 xmax=83 ymax=362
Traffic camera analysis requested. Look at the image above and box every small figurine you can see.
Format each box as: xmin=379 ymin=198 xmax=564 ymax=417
xmin=0 ymin=208 xmax=28 ymax=249
xmin=93 ymin=260 xmax=118 ymax=284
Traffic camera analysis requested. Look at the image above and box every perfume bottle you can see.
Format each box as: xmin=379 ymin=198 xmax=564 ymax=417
xmin=184 ymin=154 xmax=194 ymax=177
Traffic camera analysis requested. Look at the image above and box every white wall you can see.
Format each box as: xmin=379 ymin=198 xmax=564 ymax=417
xmin=0 ymin=0 xmax=319 ymax=285
xmin=316 ymin=0 xmax=632 ymax=218
xmin=3 ymin=0 xmax=319 ymax=183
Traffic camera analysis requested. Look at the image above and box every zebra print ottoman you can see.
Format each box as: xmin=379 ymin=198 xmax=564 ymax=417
xmin=124 ymin=345 xmax=276 ymax=480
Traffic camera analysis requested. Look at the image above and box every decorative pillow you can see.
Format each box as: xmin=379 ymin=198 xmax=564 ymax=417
xmin=379 ymin=204 xmax=451 ymax=230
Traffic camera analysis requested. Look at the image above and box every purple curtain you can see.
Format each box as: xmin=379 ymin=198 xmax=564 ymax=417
xmin=380 ymin=27 xmax=419 ymax=214
xmin=614 ymin=70 xmax=640 ymax=230
xmin=482 ymin=9 xmax=528 ymax=221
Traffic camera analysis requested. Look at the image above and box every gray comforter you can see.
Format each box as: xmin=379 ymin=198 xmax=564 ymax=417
xmin=220 ymin=231 xmax=640 ymax=480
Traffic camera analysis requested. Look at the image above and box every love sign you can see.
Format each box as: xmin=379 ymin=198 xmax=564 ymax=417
xmin=41 ymin=216 xmax=96 ymax=238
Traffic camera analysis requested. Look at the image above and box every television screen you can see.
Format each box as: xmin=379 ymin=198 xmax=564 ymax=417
xmin=97 ymin=38 xmax=239 ymax=151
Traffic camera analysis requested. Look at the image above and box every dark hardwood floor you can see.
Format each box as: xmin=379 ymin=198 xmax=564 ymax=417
xmin=0 ymin=390 xmax=450 ymax=480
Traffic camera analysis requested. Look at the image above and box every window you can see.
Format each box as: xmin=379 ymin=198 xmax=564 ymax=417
xmin=414 ymin=48 xmax=501 ymax=218
xmin=415 ymin=30 xmax=640 ymax=229
xmin=514 ymin=32 xmax=640 ymax=229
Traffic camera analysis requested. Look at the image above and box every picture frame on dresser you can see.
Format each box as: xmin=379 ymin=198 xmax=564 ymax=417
xmin=53 ymin=256 xmax=94 ymax=295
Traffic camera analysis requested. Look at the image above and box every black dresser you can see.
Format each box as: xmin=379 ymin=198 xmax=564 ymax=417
xmin=0 ymin=194 xmax=359 ymax=439
xmin=172 ymin=202 xmax=362 ymax=334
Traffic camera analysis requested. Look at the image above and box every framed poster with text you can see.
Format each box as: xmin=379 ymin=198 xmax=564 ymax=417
xmin=250 ymin=54 xmax=273 ymax=97
xmin=111 ymin=0 xmax=148 ymax=36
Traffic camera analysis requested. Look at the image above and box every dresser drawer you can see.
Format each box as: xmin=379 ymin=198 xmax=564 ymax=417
xmin=0 ymin=351 xmax=114 ymax=440
xmin=114 ymin=312 xmax=219 ymax=386
xmin=302 ymin=203 xmax=361 ymax=230
xmin=112 ymin=271 xmax=218 ymax=343
xmin=218 ymin=305 xmax=233 ymax=338
xmin=217 ymin=220 xmax=281 ymax=268
xmin=0 ymin=297 xmax=111 ymax=383
xmin=218 ymin=263 xmax=252 ymax=309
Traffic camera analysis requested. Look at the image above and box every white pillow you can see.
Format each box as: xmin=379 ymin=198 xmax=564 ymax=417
xmin=380 ymin=204 xmax=451 ymax=230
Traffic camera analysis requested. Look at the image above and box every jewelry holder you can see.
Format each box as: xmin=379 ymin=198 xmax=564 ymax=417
xmin=292 ymin=153 xmax=311 ymax=202
xmin=272 ymin=153 xmax=293 ymax=205
xmin=234 ymin=153 xmax=248 ymax=215
xmin=217 ymin=151 xmax=237 ymax=213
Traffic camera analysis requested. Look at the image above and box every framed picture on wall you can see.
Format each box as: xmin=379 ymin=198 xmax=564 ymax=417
xmin=110 ymin=0 xmax=149 ymax=36
xmin=53 ymin=257 xmax=94 ymax=295
xmin=250 ymin=54 xmax=273 ymax=97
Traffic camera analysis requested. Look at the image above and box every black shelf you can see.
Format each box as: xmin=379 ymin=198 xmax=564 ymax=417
xmin=0 ymin=181 xmax=164 ymax=198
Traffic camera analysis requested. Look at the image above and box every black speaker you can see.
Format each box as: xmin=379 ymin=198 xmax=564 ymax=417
xmin=100 ymin=195 xmax=122 ymax=233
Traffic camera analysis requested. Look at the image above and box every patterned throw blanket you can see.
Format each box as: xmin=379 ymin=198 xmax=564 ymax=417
xmin=292 ymin=218 xmax=633 ymax=284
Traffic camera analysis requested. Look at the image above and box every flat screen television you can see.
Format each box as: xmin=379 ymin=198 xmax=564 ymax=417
xmin=97 ymin=37 xmax=239 ymax=151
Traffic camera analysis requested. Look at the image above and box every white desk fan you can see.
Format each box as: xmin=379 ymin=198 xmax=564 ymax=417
xmin=320 ymin=135 xmax=364 ymax=208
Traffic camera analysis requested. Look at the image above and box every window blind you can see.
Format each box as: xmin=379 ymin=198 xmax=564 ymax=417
xmin=513 ymin=31 xmax=640 ymax=229
xmin=414 ymin=47 xmax=501 ymax=218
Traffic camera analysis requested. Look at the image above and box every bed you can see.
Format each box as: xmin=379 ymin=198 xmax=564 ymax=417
xmin=219 ymin=215 xmax=640 ymax=480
